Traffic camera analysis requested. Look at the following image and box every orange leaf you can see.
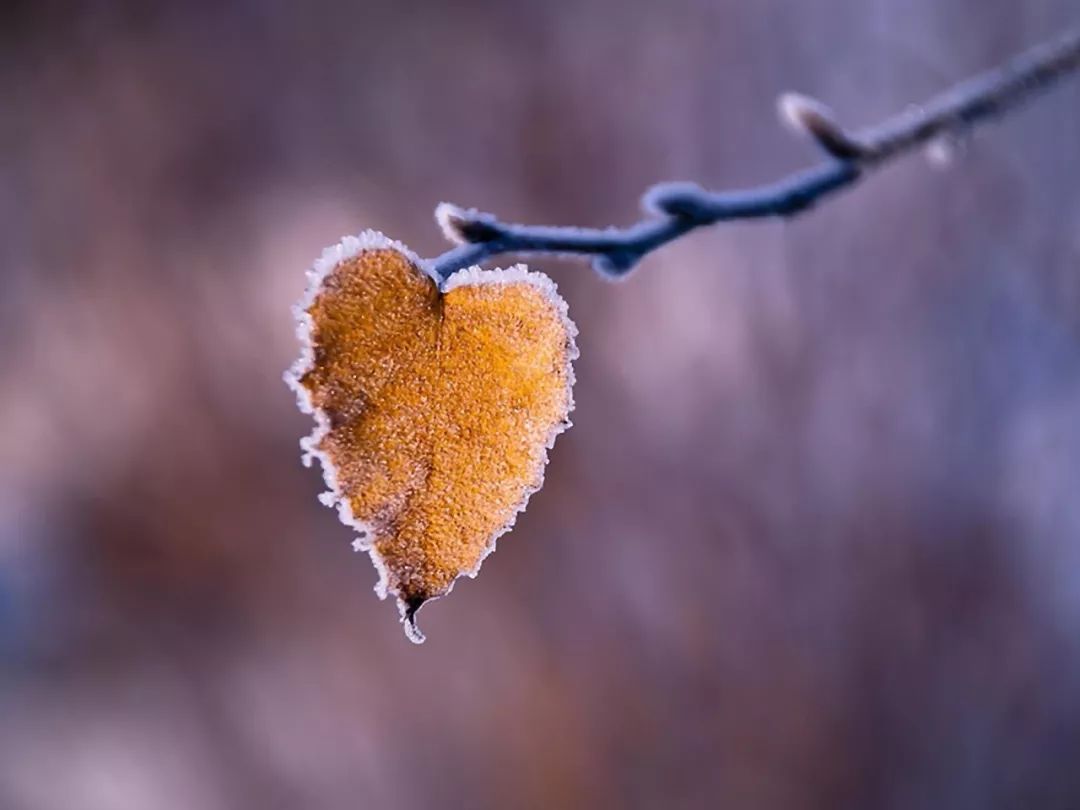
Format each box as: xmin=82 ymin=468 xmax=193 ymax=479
xmin=286 ymin=233 xmax=577 ymax=643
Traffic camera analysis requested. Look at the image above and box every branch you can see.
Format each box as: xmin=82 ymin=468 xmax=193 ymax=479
xmin=429 ymin=27 xmax=1080 ymax=281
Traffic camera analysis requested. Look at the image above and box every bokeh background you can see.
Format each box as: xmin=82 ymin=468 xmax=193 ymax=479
xmin=3 ymin=1 xmax=1080 ymax=808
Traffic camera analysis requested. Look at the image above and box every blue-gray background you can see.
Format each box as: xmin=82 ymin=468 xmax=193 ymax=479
xmin=2 ymin=1 xmax=1080 ymax=808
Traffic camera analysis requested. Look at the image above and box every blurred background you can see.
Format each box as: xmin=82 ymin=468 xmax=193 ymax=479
xmin=2 ymin=1 xmax=1080 ymax=808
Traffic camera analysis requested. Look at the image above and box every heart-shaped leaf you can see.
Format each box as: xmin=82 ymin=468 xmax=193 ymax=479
xmin=286 ymin=233 xmax=577 ymax=643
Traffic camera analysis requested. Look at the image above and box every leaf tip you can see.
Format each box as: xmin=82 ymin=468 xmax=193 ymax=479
xmin=400 ymin=595 xmax=428 ymax=645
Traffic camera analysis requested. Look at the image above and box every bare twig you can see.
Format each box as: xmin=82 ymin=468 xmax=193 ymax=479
xmin=429 ymin=27 xmax=1080 ymax=281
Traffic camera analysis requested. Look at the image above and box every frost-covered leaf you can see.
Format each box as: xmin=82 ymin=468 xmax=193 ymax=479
xmin=285 ymin=232 xmax=577 ymax=643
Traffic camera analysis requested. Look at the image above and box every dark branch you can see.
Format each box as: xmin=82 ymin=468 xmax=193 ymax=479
xmin=430 ymin=27 xmax=1080 ymax=281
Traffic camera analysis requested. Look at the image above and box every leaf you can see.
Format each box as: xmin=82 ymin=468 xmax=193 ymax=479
xmin=285 ymin=232 xmax=577 ymax=643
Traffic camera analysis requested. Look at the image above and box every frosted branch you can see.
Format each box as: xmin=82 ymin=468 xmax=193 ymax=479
xmin=430 ymin=27 xmax=1080 ymax=280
